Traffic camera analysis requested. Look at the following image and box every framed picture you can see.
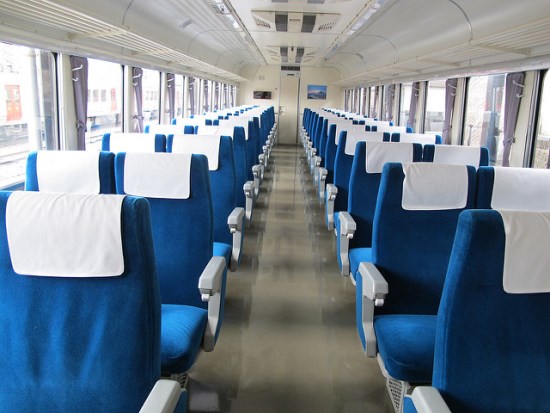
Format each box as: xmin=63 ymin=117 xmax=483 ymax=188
xmin=253 ymin=90 xmax=272 ymax=99
xmin=307 ymin=84 xmax=327 ymax=100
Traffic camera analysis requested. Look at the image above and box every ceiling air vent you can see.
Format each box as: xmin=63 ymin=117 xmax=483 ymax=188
xmin=301 ymin=14 xmax=316 ymax=33
xmin=254 ymin=16 xmax=271 ymax=29
xmin=275 ymin=13 xmax=288 ymax=32
xmin=252 ymin=11 xmax=339 ymax=33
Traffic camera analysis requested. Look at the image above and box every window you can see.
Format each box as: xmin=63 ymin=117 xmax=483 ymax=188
xmin=187 ymin=77 xmax=197 ymax=116
xmin=175 ymin=74 xmax=184 ymax=118
xmin=463 ymin=74 xmax=505 ymax=165
xmin=140 ymin=69 xmax=160 ymax=130
xmin=533 ymin=71 xmax=550 ymax=168
xmin=399 ymin=83 xmax=412 ymax=127
xmin=369 ymin=86 xmax=379 ymax=118
xmin=86 ymin=58 xmax=122 ymax=151
xmin=0 ymin=43 xmax=56 ymax=188
xmin=424 ymin=80 xmax=446 ymax=135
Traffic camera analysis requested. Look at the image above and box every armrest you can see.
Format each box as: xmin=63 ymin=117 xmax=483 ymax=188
xmin=227 ymin=207 xmax=245 ymax=271
xmin=252 ymin=164 xmax=262 ymax=194
xmin=325 ymin=184 xmax=338 ymax=231
xmin=139 ymin=380 xmax=182 ymax=413
xmin=409 ymin=387 xmax=452 ymax=413
xmin=243 ymin=180 xmax=254 ymax=227
xmin=198 ymin=256 xmax=226 ymax=351
xmin=318 ymin=167 xmax=328 ymax=200
xmin=338 ymin=212 xmax=356 ymax=276
xmin=359 ymin=262 xmax=388 ymax=357
xmin=198 ymin=256 xmax=225 ymax=300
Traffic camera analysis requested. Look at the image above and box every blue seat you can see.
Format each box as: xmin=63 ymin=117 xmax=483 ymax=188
xmin=25 ymin=150 xmax=115 ymax=194
xmin=423 ymin=144 xmax=489 ymax=166
xmin=476 ymin=166 xmax=550 ymax=210
xmin=357 ymin=162 xmax=476 ymax=404
xmin=114 ymin=153 xmax=226 ymax=374
xmin=325 ymin=131 xmax=389 ymax=231
xmin=338 ymin=142 xmax=422 ymax=278
xmin=0 ymin=191 xmax=183 ymax=412
xmin=102 ymin=132 xmax=166 ymax=152
xmin=167 ymin=134 xmax=245 ymax=270
xmin=405 ymin=210 xmax=550 ymax=413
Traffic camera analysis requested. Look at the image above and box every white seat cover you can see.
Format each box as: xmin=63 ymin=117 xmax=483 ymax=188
xmin=402 ymin=163 xmax=469 ymax=210
xmin=366 ymin=142 xmax=414 ymax=174
xmin=6 ymin=192 xmax=125 ymax=277
xmin=492 ymin=167 xmax=550 ymax=211
xmin=124 ymin=152 xmax=191 ymax=199
xmin=36 ymin=151 xmax=100 ymax=194
xmin=499 ymin=210 xmax=550 ymax=293
xmin=109 ymin=133 xmax=158 ymax=153
xmin=345 ymin=132 xmax=386 ymax=155
xmin=433 ymin=145 xmax=481 ymax=167
xmin=170 ymin=134 xmax=221 ymax=170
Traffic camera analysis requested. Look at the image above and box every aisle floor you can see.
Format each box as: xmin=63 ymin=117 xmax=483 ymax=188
xmin=189 ymin=145 xmax=390 ymax=413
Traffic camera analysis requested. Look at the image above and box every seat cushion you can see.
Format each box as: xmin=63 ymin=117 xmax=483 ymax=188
xmin=161 ymin=304 xmax=208 ymax=374
xmin=403 ymin=396 xmax=417 ymax=413
xmin=349 ymin=247 xmax=372 ymax=282
xmin=213 ymin=242 xmax=231 ymax=266
xmin=374 ymin=314 xmax=437 ymax=383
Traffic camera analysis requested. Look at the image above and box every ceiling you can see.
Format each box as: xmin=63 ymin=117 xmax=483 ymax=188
xmin=0 ymin=0 xmax=550 ymax=86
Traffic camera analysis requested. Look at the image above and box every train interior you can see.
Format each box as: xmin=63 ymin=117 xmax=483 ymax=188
xmin=1 ymin=0 xmax=550 ymax=412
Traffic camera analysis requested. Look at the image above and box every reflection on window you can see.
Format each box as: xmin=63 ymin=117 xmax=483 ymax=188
xmin=463 ymin=74 xmax=505 ymax=165
xmin=140 ymin=69 xmax=160 ymax=131
xmin=86 ymin=58 xmax=122 ymax=151
xmin=533 ymin=72 xmax=550 ymax=168
xmin=175 ymin=75 xmax=184 ymax=118
xmin=0 ymin=43 xmax=56 ymax=188
xmin=399 ymin=83 xmax=412 ymax=127
xmin=369 ymin=87 xmax=379 ymax=118
xmin=424 ymin=80 xmax=446 ymax=135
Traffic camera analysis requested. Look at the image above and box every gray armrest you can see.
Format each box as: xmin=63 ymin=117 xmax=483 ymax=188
xmin=252 ymin=164 xmax=261 ymax=195
xmin=227 ymin=207 xmax=245 ymax=271
xmin=359 ymin=262 xmax=388 ymax=357
xmin=244 ymin=181 xmax=254 ymax=227
xmin=338 ymin=212 xmax=356 ymax=276
xmin=409 ymin=387 xmax=452 ymax=413
xmin=139 ymin=380 xmax=182 ymax=413
xmin=318 ymin=167 xmax=328 ymax=200
xmin=325 ymin=184 xmax=338 ymax=231
xmin=198 ymin=256 xmax=226 ymax=351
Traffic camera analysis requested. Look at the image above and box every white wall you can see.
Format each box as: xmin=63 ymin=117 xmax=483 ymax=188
xmin=237 ymin=65 xmax=342 ymax=116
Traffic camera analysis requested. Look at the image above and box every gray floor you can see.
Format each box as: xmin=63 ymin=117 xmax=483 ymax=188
xmin=189 ymin=145 xmax=390 ymax=413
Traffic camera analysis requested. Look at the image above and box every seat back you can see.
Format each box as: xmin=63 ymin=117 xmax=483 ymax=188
xmin=423 ymin=144 xmax=489 ymax=167
xmin=372 ymin=162 xmax=477 ymax=315
xmin=145 ymin=123 xmax=187 ymax=135
xmin=168 ymin=134 xmax=236 ymax=246
xmin=348 ymin=142 xmax=422 ymax=250
xmin=218 ymin=125 xmax=248 ymax=209
xmin=115 ymin=152 xmax=213 ymax=308
xmin=25 ymin=151 xmax=115 ymax=194
xmin=0 ymin=191 xmax=160 ymax=412
xmin=432 ymin=209 xmax=550 ymax=412
xmin=102 ymin=132 xmax=166 ymax=152
xmin=476 ymin=166 xmax=550 ymax=210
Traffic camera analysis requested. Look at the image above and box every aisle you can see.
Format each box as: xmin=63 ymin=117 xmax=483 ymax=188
xmin=189 ymin=145 xmax=388 ymax=413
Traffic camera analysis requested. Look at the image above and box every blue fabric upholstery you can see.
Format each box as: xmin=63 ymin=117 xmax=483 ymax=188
xmin=25 ymin=151 xmax=115 ymax=194
xmin=403 ymin=397 xmax=417 ymax=413
xmin=161 ymin=305 xmax=208 ymax=374
xmin=231 ymin=126 xmax=249 ymax=209
xmin=329 ymin=131 xmax=352 ymax=223
xmin=184 ymin=125 xmax=196 ymax=134
xmin=0 ymin=193 xmax=161 ymax=412
xmin=246 ymin=120 xmax=257 ymax=181
xmin=429 ymin=210 xmax=550 ymax=412
xmin=359 ymin=163 xmax=476 ymax=383
xmin=115 ymin=154 xmax=216 ymax=374
xmin=375 ymin=315 xmax=437 ymax=383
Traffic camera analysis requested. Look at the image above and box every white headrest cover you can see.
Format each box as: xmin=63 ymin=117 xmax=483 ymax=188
xmin=124 ymin=152 xmax=192 ymax=199
xmin=499 ymin=210 xmax=550 ymax=293
xmin=334 ymin=122 xmax=353 ymax=145
xmin=170 ymin=134 xmax=221 ymax=170
xmin=6 ymin=192 xmax=125 ymax=277
xmin=402 ymin=163 xmax=469 ymax=210
xmin=398 ymin=133 xmax=436 ymax=145
xmin=196 ymin=125 xmax=220 ymax=135
xmin=433 ymin=145 xmax=480 ymax=167
xmin=146 ymin=124 xmax=185 ymax=136
xmin=366 ymin=142 xmax=414 ymax=173
xmin=109 ymin=133 xmax=159 ymax=153
xmin=492 ymin=167 xmax=550 ymax=211
xmin=345 ymin=132 xmax=386 ymax=155
xmin=36 ymin=151 xmax=100 ymax=194
xmin=217 ymin=126 xmax=235 ymax=138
